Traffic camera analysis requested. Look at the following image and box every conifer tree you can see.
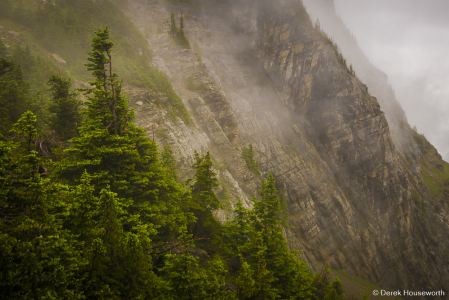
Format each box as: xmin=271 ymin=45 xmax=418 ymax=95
xmin=229 ymin=174 xmax=316 ymax=299
xmin=0 ymin=111 xmax=84 ymax=299
xmin=162 ymin=254 xmax=233 ymax=299
xmin=170 ymin=12 xmax=177 ymax=37
xmin=173 ymin=12 xmax=190 ymax=49
xmin=180 ymin=12 xmax=185 ymax=32
xmin=0 ymin=39 xmax=8 ymax=59
xmin=324 ymin=277 xmax=345 ymax=300
xmin=0 ymin=62 xmax=30 ymax=134
xmin=57 ymin=27 xmax=189 ymax=246
xmin=191 ymin=151 xmax=220 ymax=211
xmin=66 ymin=173 xmax=159 ymax=298
xmin=161 ymin=143 xmax=178 ymax=181
xmin=242 ymin=143 xmax=260 ymax=176
xmin=235 ymin=254 xmax=256 ymax=300
xmin=188 ymin=151 xmax=222 ymax=244
xmin=0 ymin=58 xmax=13 ymax=76
xmin=84 ymin=26 xmax=129 ymax=137
xmin=47 ymin=73 xmax=83 ymax=140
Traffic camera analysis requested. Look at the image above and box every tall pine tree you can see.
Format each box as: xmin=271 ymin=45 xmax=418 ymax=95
xmin=56 ymin=27 xmax=190 ymax=244
xmin=47 ymin=73 xmax=83 ymax=140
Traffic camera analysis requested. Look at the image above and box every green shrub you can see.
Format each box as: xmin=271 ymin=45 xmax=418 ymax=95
xmin=242 ymin=143 xmax=260 ymax=176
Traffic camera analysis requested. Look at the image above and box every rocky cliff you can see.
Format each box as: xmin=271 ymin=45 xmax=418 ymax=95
xmin=123 ymin=0 xmax=449 ymax=296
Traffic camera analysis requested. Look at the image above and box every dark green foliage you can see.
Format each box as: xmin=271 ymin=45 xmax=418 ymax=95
xmin=0 ymin=0 xmax=11 ymax=19
xmin=180 ymin=12 xmax=185 ymax=31
xmin=56 ymin=29 xmax=190 ymax=244
xmin=312 ymin=256 xmax=331 ymax=299
xmin=219 ymin=179 xmax=232 ymax=211
xmin=190 ymin=151 xmax=221 ymax=212
xmin=324 ymin=277 xmax=345 ymax=300
xmin=0 ymin=58 xmax=13 ymax=76
xmin=48 ymin=73 xmax=83 ymax=140
xmin=0 ymin=111 xmax=85 ymax=299
xmin=11 ymin=44 xmax=61 ymax=95
xmin=0 ymin=61 xmax=30 ymax=134
xmin=0 ymin=24 xmax=349 ymax=299
xmin=162 ymin=254 xmax=234 ymax=299
xmin=51 ymin=28 xmax=192 ymax=297
xmin=84 ymin=26 xmax=122 ymax=135
xmin=67 ymin=173 xmax=159 ymax=298
xmin=222 ymin=174 xmax=317 ymax=299
xmin=278 ymin=192 xmax=289 ymax=226
xmin=242 ymin=143 xmax=260 ymax=176
xmin=170 ymin=12 xmax=177 ymax=37
xmin=187 ymin=151 xmax=222 ymax=252
xmin=169 ymin=11 xmax=191 ymax=49
xmin=0 ymin=44 xmax=62 ymax=133
xmin=161 ymin=143 xmax=178 ymax=182
xmin=0 ymin=39 xmax=8 ymax=59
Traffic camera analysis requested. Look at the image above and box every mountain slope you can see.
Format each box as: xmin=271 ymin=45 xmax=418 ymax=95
xmin=124 ymin=0 xmax=449 ymax=295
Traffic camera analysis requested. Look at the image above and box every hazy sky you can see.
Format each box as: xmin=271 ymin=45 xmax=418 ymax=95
xmin=334 ymin=0 xmax=449 ymax=160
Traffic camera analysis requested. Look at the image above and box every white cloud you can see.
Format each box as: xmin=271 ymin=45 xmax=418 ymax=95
xmin=335 ymin=0 xmax=449 ymax=158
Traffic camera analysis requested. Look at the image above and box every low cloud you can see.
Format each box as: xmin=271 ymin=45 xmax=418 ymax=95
xmin=334 ymin=0 xmax=449 ymax=160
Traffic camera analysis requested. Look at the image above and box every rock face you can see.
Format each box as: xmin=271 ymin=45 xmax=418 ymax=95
xmin=125 ymin=0 xmax=449 ymax=295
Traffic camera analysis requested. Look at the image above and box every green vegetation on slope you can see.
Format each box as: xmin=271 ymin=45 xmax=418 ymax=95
xmin=170 ymin=12 xmax=191 ymax=49
xmin=242 ymin=143 xmax=261 ymax=176
xmin=412 ymin=129 xmax=449 ymax=207
xmin=0 ymin=26 xmax=348 ymax=299
xmin=1 ymin=0 xmax=192 ymax=124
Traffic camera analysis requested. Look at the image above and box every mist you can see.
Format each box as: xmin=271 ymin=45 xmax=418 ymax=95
xmin=303 ymin=0 xmax=449 ymax=161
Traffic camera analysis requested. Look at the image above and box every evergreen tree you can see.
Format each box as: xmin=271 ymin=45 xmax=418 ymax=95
xmin=254 ymin=175 xmax=315 ymax=299
xmin=235 ymin=254 xmax=256 ymax=300
xmin=170 ymin=12 xmax=177 ymax=38
xmin=161 ymin=143 xmax=178 ymax=181
xmin=324 ymin=277 xmax=345 ymax=300
xmin=180 ymin=12 xmax=185 ymax=32
xmin=312 ymin=255 xmax=331 ymax=299
xmin=228 ymin=174 xmax=316 ymax=299
xmin=0 ymin=58 xmax=13 ymax=77
xmin=47 ymin=73 xmax=83 ymax=140
xmin=190 ymin=151 xmax=220 ymax=211
xmin=0 ymin=0 xmax=11 ymax=19
xmin=162 ymin=254 xmax=234 ymax=299
xmin=0 ymin=62 xmax=30 ymax=134
xmin=0 ymin=111 xmax=85 ymax=299
xmin=56 ymin=27 xmax=190 ymax=245
xmin=188 ymin=151 xmax=222 ymax=247
xmin=84 ymin=26 xmax=122 ymax=136
xmin=0 ymin=39 xmax=8 ymax=59
xmin=65 ymin=173 xmax=160 ymax=298
xmin=12 ymin=44 xmax=35 ymax=78
xmin=350 ymin=64 xmax=355 ymax=75
xmin=242 ymin=143 xmax=260 ymax=176
xmin=173 ymin=12 xmax=191 ymax=49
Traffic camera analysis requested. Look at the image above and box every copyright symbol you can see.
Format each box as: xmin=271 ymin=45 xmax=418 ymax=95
xmin=373 ymin=290 xmax=379 ymax=296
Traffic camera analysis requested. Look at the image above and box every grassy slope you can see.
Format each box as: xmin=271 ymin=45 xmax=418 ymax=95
xmin=0 ymin=0 xmax=192 ymax=124
xmin=329 ymin=269 xmax=404 ymax=300
xmin=412 ymin=130 xmax=449 ymax=209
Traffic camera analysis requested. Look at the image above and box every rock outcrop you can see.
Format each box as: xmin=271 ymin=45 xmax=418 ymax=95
xmin=123 ymin=0 xmax=449 ymax=296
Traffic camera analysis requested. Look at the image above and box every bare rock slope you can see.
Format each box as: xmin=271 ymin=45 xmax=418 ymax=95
xmin=125 ymin=0 xmax=449 ymax=295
